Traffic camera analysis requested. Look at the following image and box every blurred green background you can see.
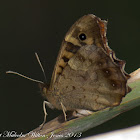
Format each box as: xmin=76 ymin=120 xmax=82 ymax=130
xmin=0 ymin=0 xmax=140 ymax=139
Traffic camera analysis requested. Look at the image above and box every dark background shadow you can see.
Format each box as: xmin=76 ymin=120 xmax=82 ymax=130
xmin=0 ymin=0 xmax=140 ymax=139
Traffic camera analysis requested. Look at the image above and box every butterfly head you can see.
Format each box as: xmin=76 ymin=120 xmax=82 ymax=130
xmin=38 ymin=83 xmax=49 ymax=98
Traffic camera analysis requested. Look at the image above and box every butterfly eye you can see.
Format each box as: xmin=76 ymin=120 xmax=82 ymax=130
xmin=79 ymin=33 xmax=87 ymax=41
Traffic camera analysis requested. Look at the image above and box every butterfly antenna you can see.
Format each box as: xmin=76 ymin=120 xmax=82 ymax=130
xmin=35 ymin=52 xmax=47 ymax=83
xmin=6 ymin=71 xmax=44 ymax=84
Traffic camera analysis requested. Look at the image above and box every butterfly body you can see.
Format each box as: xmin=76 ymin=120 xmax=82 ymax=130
xmin=40 ymin=14 xmax=131 ymax=112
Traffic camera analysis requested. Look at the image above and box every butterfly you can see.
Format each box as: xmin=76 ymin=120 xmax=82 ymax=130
xmin=39 ymin=14 xmax=131 ymax=122
xmin=7 ymin=14 xmax=131 ymax=125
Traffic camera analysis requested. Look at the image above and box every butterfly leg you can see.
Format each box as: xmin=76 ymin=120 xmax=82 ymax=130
xmin=60 ymin=102 xmax=67 ymax=121
xmin=39 ymin=100 xmax=54 ymax=129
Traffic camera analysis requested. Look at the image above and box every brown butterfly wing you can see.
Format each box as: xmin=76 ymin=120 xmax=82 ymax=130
xmin=50 ymin=14 xmax=107 ymax=88
xmin=53 ymin=45 xmax=129 ymax=110
xmin=47 ymin=14 xmax=131 ymax=111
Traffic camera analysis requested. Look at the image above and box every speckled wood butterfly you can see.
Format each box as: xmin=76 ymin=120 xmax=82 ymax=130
xmin=7 ymin=14 xmax=131 ymax=125
xmin=39 ymin=14 xmax=131 ymax=121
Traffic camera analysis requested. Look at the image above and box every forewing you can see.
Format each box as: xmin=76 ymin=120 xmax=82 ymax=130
xmin=50 ymin=14 xmax=108 ymax=88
